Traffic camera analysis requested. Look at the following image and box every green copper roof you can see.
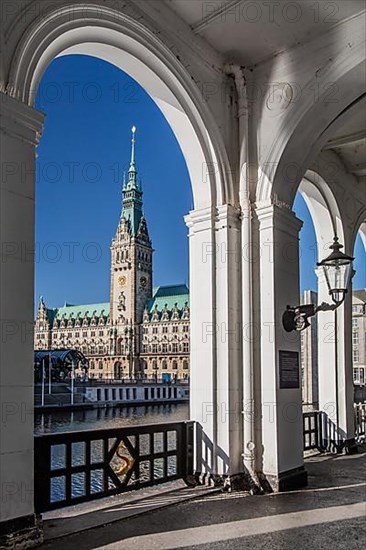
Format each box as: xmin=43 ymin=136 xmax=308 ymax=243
xmin=147 ymin=284 xmax=189 ymax=313
xmin=47 ymin=302 xmax=110 ymax=323
xmin=45 ymin=309 xmax=57 ymax=325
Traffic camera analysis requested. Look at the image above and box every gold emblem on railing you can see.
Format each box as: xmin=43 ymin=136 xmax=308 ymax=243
xmin=113 ymin=441 xmax=134 ymax=476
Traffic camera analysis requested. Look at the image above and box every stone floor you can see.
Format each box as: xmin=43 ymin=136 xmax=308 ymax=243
xmin=39 ymin=447 xmax=366 ymax=550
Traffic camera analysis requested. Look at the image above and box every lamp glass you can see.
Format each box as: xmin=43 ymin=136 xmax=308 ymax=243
xmin=318 ymin=237 xmax=354 ymax=305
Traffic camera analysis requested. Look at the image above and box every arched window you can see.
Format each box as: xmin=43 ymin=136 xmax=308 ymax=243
xmin=172 ymin=360 xmax=178 ymax=370
xmin=162 ymin=360 xmax=167 ymax=370
xmin=114 ymin=361 xmax=122 ymax=378
xmin=183 ymin=360 xmax=189 ymax=370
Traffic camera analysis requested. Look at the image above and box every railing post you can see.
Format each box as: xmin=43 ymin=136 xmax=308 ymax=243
xmin=187 ymin=422 xmax=194 ymax=476
xmin=34 ymin=438 xmax=51 ymax=514
xmin=316 ymin=411 xmax=322 ymax=451
xmin=182 ymin=421 xmax=195 ymax=486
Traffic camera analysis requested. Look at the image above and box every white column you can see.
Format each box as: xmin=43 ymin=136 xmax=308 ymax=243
xmin=317 ymin=270 xmax=356 ymax=450
xmin=339 ymin=291 xmax=355 ymax=449
xmin=0 ymin=93 xmax=44 ymax=545
xmin=317 ymin=268 xmax=337 ymax=445
xmin=214 ymin=205 xmax=243 ymax=478
xmin=186 ymin=205 xmax=243 ymax=481
xmin=186 ymin=208 xmax=216 ymax=476
xmin=254 ymin=204 xmax=306 ymax=491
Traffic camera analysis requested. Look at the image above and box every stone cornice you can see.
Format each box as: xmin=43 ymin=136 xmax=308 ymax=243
xmin=254 ymin=203 xmax=303 ymax=236
xmin=215 ymin=204 xmax=241 ymax=230
xmin=185 ymin=205 xmax=241 ymax=234
xmin=185 ymin=207 xmax=214 ymax=234
xmin=0 ymin=92 xmax=44 ymax=145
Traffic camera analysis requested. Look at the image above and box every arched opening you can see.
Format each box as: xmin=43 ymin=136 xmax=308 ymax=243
xmin=9 ymin=7 xmax=235 ymax=453
xmin=114 ymin=361 xmax=122 ymax=380
xmin=294 ymin=170 xmax=355 ymax=449
xmin=351 ymin=222 xmax=366 ymax=401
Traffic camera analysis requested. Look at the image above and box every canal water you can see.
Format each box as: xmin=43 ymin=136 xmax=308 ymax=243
xmin=34 ymin=404 xmax=190 ymax=504
xmin=34 ymin=403 xmax=189 ymax=434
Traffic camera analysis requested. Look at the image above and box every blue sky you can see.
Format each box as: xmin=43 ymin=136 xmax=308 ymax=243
xmin=35 ymin=55 xmax=365 ymax=309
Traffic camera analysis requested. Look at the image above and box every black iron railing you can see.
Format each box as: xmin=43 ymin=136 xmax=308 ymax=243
xmin=34 ymin=421 xmax=194 ymax=513
xmin=355 ymin=403 xmax=366 ymax=442
xmin=303 ymin=410 xmax=342 ymax=452
xmin=303 ymin=411 xmax=322 ymax=451
xmin=303 ymin=406 xmax=366 ymax=452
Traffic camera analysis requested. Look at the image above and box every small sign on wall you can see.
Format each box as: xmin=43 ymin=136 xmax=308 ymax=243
xmin=279 ymin=350 xmax=300 ymax=389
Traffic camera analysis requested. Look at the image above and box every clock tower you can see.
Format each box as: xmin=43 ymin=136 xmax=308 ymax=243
xmin=110 ymin=127 xmax=153 ymax=329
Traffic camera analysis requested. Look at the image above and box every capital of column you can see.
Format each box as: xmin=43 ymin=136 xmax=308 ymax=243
xmin=185 ymin=204 xmax=241 ymax=235
xmin=0 ymin=92 xmax=44 ymax=146
xmin=215 ymin=204 xmax=241 ymax=231
xmin=185 ymin=207 xmax=213 ymax=235
xmin=254 ymin=203 xmax=303 ymax=237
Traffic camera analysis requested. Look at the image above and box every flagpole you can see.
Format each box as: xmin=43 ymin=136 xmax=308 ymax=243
xmin=48 ymin=352 xmax=52 ymax=394
xmin=71 ymin=361 xmax=75 ymax=406
xmin=41 ymin=359 xmax=45 ymax=407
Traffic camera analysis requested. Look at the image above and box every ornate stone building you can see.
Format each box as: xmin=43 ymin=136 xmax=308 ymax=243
xmin=34 ymin=128 xmax=190 ymax=379
xmin=352 ymin=290 xmax=366 ymax=386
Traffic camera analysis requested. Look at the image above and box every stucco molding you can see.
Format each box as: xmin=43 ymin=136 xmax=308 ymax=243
xmin=0 ymin=91 xmax=44 ymax=145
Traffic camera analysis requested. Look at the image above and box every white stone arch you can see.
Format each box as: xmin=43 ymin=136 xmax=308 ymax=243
xmin=7 ymin=3 xmax=234 ymax=209
xmin=298 ymin=170 xmax=354 ymax=447
xmin=351 ymin=217 xmax=366 ymax=254
xmin=3 ymin=3 xmax=245 ymax=481
xmin=307 ymin=146 xmax=365 ymax=256
xmin=298 ymin=170 xmax=344 ymax=259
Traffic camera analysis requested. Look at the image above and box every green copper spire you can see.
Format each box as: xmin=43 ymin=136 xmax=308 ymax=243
xmin=121 ymin=126 xmax=143 ymax=236
xmin=128 ymin=125 xmax=137 ymax=187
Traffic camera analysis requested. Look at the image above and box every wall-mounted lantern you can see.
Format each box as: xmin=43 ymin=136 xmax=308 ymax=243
xmin=282 ymin=237 xmax=354 ymax=332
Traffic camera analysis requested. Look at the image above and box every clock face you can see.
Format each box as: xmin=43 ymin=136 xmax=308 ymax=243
xmin=140 ymin=276 xmax=147 ymax=289
xmin=118 ymin=275 xmax=127 ymax=287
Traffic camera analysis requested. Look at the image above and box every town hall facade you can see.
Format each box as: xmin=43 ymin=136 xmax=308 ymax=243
xmin=34 ymin=128 xmax=190 ymax=380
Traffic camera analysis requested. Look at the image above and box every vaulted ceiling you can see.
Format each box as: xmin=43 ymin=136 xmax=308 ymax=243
xmin=166 ymin=0 xmax=365 ymax=65
xmin=324 ymin=96 xmax=366 ymax=180
xmin=166 ymin=0 xmax=366 ymax=184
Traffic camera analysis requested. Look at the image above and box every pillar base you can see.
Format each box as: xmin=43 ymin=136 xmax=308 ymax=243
xmin=0 ymin=514 xmax=43 ymax=549
xmin=222 ymin=472 xmax=263 ymax=493
xmin=194 ymin=471 xmax=263 ymax=494
xmin=344 ymin=438 xmax=358 ymax=455
xmin=264 ymin=466 xmax=308 ymax=492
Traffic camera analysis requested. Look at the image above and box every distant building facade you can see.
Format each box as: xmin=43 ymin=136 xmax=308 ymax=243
xmin=34 ymin=128 xmax=190 ymax=379
xmin=301 ymin=289 xmax=366 ymax=407
xmin=352 ymin=290 xmax=366 ymax=386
